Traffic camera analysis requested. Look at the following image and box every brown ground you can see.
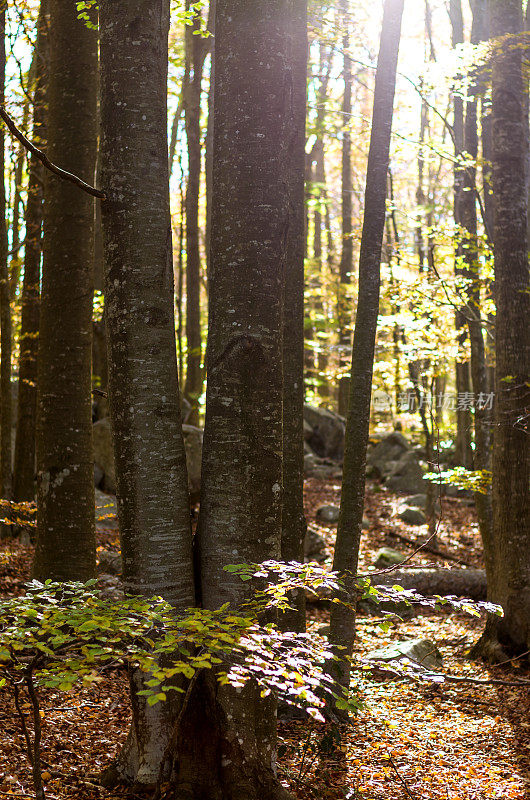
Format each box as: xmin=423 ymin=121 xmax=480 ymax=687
xmin=1 ymin=478 xmax=529 ymax=800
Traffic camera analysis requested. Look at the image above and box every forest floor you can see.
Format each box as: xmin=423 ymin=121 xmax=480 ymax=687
xmin=1 ymin=478 xmax=530 ymax=800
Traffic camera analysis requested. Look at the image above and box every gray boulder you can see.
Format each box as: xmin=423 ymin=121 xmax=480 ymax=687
xmin=385 ymin=451 xmax=426 ymax=494
xmin=97 ymin=573 xmax=124 ymax=602
xmin=97 ymin=550 xmax=122 ymax=576
xmin=399 ymin=507 xmax=427 ymax=526
xmin=367 ymin=431 xmax=410 ymax=478
xmin=304 ymin=527 xmax=328 ymax=563
xmin=316 ymin=504 xmax=340 ymax=524
xmin=365 ymin=638 xmax=443 ymax=673
xmin=374 ymin=547 xmax=406 ymax=568
xmin=93 ymin=418 xmax=116 ymax=494
xmin=303 ymin=405 xmax=345 ymax=461
xmin=406 ymin=493 xmax=428 ymax=508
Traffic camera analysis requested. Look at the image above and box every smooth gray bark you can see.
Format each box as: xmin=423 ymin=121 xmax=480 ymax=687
xmin=33 ymin=0 xmax=97 ymax=579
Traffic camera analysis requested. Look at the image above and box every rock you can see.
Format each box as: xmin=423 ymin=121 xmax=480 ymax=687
xmin=304 ymin=527 xmax=328 ymax=563
xmin=95 ymin=489 xmax=118 ymax=530
xmin=93 ymin=418 xmax=116 ymax=494
xmin=182 ymin=424 xmax=203 ymax=503
xmin=97 ymin=573 xmax=124 ymax=602
xmin=94 ymin=463 xmax=104 ymax=488
xmin=366 ymin=431 xmax=410 ymax=478
xmin=181 ymin=396 xmax=193 ymax=424
xmin=385 ymin=451 xmax=426 ymax=494
xmin=303 ymin=419 xmax=314 ymax=442
xmin=316 ymin=504 xmax=340 ymax=524
xmin=406 ymin=493 xmax=428 ymax=509
xmin=365 ymin=638 xmax=443 ymax=673
xmin=303 ymin=405 xmax=345 ymax=461
xmin=93 ymin=418 xmax=203 ymax=502
xmin=362 ymin=517 xmax=370 ymax=530
xmin=374 ymin=547 xmax=406 ymax=568
xmin=399 ymin=507 xmax=427 ymax=526
xmin=97 ymin=550 xmax=122 ymax=576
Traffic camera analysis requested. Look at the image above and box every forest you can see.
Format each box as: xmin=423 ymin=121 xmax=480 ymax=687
xmin=0 ymin=0 xmax=529 ymax=798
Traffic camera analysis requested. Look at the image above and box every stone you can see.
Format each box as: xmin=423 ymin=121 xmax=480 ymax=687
xmin=304 ymin=527 xmax=328 ymax=563
xmin=362 ymin=517 xmax=370 ymax=530
xmin=97 ymin=550 xmax=122 ymax=576
xmin=316 ymin=504 xmax=340 ymax=524
xmin=303 ymin=419 xmax=314 ymax=442
xmin=303 ymin=404 xmax=345 ymax=461
xmin=365 ymin=638 xmax=443 ymax=673
xmin=385 ymin=451 xmax=426 ymax=494
xmin=374 ymin=547 xmax=405 ymax=568
xmin=406 ymin=493 xmax=428 ymax=508
xmin=93 ymin=417 xmax=116 ymax=494
xmin=399 ymin=507 xmax=427 ymax=526
xmin=182 ymin=424 xmax=203 ymax=503
xmin=94 ymin=463 xmax=104 ymax=488
xmin=366 ymin=431 xmax=410 ymax=478
xmin=95 ymin=489 xmax=118 ymax=530
xmin=181 ymin=396 xmax=193 ymax=424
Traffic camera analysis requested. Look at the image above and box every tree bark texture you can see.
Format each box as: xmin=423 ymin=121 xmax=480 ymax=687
xmin=192 ymin=1 xmax=294 ymax=796
xmin=338 ymin=0 xmax=354 ymax=416
xmin=477 ymin=0 xmax=530 ymax=657
xmin=99 ymin=0 xmax=195 ymax=784
xmin=281 ymin=0 xmax=307 ymax=634
xmin=183 ymin=2 xmax=206 ymax=426
xmin=33 ymin=0 xmax=97 ymax=579
xmin=0 ymin=10 xmax=12 ymax=506
xmin=13 ymin=0 xmax=48 ymax=503
xmin=330 ymin=0 xmax=404 ymax=694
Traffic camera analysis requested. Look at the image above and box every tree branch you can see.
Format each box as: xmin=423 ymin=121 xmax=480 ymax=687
xmin=0 ymin=106 xmax=106 ymax=199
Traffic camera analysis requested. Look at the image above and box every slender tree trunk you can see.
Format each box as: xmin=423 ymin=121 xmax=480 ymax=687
xmin=281 ymin=0 xmax=307 ymax=634
xmin=473 ymin=0 xmax=530 ymax=660
xmin=9 ymin=127 xmax=27 ymax=300
xmin=0 ymin=10 xmax=12 ymax=512
xmin=99 ymin=0 xmax=195 ymax=785
xmin=329 ymin=0 xmax=404 ymax=697
xmin=13 ymin=0 xmax=48 ymax=504
xmin=33 ymin=0 xmax=97 ymax=580
xmin=183 ymin=3 xmax=206 ymax=425
xmin=459 ymin=0 xmax=494 ymax=575
xmin=338 ymin=0 xmax=353 ymax=416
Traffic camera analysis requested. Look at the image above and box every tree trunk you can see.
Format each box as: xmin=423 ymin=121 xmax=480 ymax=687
xmin=372 ymin=567 xmax=487 ymax=600
xmin=460 ymin=0 xmax=494 ymax=575
xmin=99 ymin=0 xmax=195 ymax=785
xmin=473 ymin=0 xmax=530 ymax=659
xmin=13 ymin=0 xmax=48 ymax=504
xmin=0 ymin=9 xmax=12 ymax=511
xmin=33 ymin=0 xmax=97 ymax=580
xmin=330 ymin=0 xmax=404 ymax=696
xmin=281 ymin=0 xmax=307 ymax=634
xmin=337 ymin=0 xmax=353 ymax=416
xmin=191 ymin=1 xmax=294 ymax=795
xmin=183 ymin=2 xmax=206 ymax=426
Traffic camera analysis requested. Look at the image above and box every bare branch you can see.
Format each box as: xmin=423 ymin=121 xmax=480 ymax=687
xmin=0 ymin=106 xmax=106 ymax=200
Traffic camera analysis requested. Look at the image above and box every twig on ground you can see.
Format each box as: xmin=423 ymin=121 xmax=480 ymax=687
xmin=387 ymin=754 xmax=416 ymax=799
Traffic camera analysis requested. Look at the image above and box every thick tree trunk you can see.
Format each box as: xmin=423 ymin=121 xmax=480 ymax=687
xmin=99 ymin=0 xmax=195 ymax=785
xmin=191 ymin=1 xmax=294 ymax=795
xmin=33 ymin=0 xmax=97 ymax=580
xmin=281 ymin=0 xmax=307 ymax=634
xmin=330 ymin=0 xmax=404 ymax=695
xmin=183 ymin=3 xmax=206 ymax=426
xmin=0 ymin=10 xmax=12 ymax=510
xmin=337 ymin=0 xmax=353 ymax=416
xmin=473 ymin=0 xmax=530 ymax=659
xmin=13 ymin=0 xmax=48 ymax=504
